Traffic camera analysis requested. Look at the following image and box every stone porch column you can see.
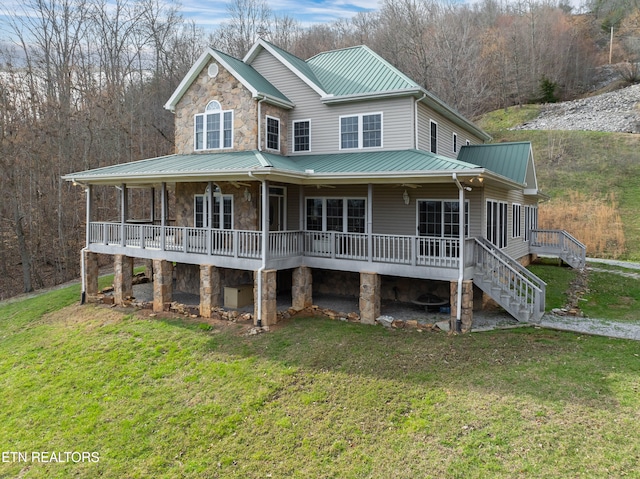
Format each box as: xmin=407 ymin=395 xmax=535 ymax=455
xmin=292 ymin=266 xmax=312 ymax=311
xmin=84 ymin=251 xmax=99 ymax=297
xmin=153 ymin=259 xmax=173 ymax=313
xmin=359 ymin=271 xmax=380 ymax=325
xmin=199 ymin=265 xmax=221 ymax=318
xmin=254 ymin=269 xmax=277 ymax=326
xmin=144 ymin=259 xmax=153 ymax=281
xmin=450 ymin=280 xmax=473 ymax=333
xmin=114 ymin=254 xmax=133 ymax=305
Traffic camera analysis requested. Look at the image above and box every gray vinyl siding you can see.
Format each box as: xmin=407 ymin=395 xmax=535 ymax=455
xmin=417 ymin=103 xmax=484 ymax=159
xmin=251 ymin=49 xmax=415 ymax=155
xmin=482 ymin=184 xmax=531 ymax=261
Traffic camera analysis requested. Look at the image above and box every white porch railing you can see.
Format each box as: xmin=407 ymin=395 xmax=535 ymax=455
xmin=530 ymin=229 xmax=586 ymax=269
xmin=88 ymin=222 xmax=465 ymax=270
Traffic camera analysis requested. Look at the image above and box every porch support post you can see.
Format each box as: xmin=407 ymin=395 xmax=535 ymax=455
xmin=359 ymin=271 xmax=380 ymax=325
xmin=153 ymin=259 xmax=173 ymax=313
xmin=254 ymin=269 xmax=277 ymax=326
xmin=114 ymin=254 xmax=133 ymax=305
xmin=86 ymin=185 xmax=92 ymax=247
xmin=84 ymin=251 xmax=99 ymax=297
xmin=367 ymin=183 xmax=373 ymax=263
xmin=160 ymin=182 xmax=167 ymax=251
xmin=150 ymin=187 xmax=156 ymax=223
xmin=199 ymin=264 xmax=220 ymax=318
xmin=292 ymin=266 xmax=312 ymax=310
xmin=450 ymin=280 xmax=473 ymax=333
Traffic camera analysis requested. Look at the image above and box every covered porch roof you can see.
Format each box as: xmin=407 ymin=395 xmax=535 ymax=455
xmin=62 ymin=149 xmax=527 ymax=190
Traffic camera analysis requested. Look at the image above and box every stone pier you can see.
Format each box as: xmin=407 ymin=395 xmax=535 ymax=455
xmin=84 ymin=251 xmax=99 ymax=297
xmin=254 ymin=269 xmax=277 ymax=326
xmin=153 ymin=259 xmax=173 ymax=313
xmin=113 ymin=255 xmax=133 ymax=305
xmin=450 ymin=280 xmax=473 ymax=333
xmin=199 ymin=265 xmax=221 ymax=318
xmin=292 ymin=266 xmax=313 ymax=310
xmin=359 ymin=272 xmax=380 ymax=325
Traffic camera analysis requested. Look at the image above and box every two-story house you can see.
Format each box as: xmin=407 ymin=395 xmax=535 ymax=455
xmin=64 ymin=39 xmax=585 ymax=332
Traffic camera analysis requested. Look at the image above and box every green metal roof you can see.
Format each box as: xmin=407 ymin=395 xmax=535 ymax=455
xmin=306 ymin=46 xmax=419 ymax=96
xmin=64 ymin=150 xmax=483 ymax=183
xmin=457 ymin=142 xmax=532 ymax=184
xmin=214 ymin=49 xmax=292 ymax=105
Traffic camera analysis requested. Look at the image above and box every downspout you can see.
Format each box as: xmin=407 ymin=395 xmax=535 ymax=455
xmin=452 ymin=173 xmax=465 ymax=333
xmin=257 ymin=97 xmax=266 ymax=152
xmin=248 ymin=170 xmax=267 ymax=328
xmin=415 ymin=93 xmax=426 ymax=150
xmin=80 ymin=183 xmax=91 ymax=305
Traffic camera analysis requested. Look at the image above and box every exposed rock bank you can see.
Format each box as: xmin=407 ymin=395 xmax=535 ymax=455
xmin=514 ymin=83 xmax=640 ymax=133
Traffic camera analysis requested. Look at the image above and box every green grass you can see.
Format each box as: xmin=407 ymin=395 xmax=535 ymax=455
xmin=528 ymin=259 xmax=578 ymax=311
xmin=1 ymin=285 xmax=640 ymax=478
xmin=581 ymin=263 xmax=640 ymax=321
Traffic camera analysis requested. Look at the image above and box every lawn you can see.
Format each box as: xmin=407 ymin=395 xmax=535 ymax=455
xmin=1 ymin=280 xmax=640 ymax=478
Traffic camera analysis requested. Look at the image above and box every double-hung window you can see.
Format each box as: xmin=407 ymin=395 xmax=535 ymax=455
xmin=487 ymin=200 xmax=508 ymax=248
xmin=266 ymin=116 xmax=280 ymax=151
xmin=194 ymin=101 xmax=233 ymax=150
xmin=305 ymin=198 xmax=366 ymax=233
xmin=512 ymin=203 xmax=522 ymax=238
xmin=524 ymin=205 xmax=538 ymax=241
xmin=340 ymin=113 xmax=382 ymax=149
xmin=293 ymin=120 xmax=310 ymax=152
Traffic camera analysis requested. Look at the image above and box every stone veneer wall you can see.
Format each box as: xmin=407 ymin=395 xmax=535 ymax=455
xmin=173 ymin=60 xmax=291 ymax=157
xmin=174 ymin=60 xmax=258 ymax=154
xmin=174 ymin=181 xmax=259 ymax=231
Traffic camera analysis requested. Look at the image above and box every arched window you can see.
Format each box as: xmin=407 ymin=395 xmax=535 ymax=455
xmin=194 ymin=101 xmax=233 ymax=150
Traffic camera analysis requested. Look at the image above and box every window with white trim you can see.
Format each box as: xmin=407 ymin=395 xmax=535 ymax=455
xmin=194 ymin=186 xmax=233 ymax=229
xmin=487 ymin=200 xmax=508 ymax=248
xmin=512 ymin=203 xmax=522 ymax=238
xmin=453 ymin=133 xmax=458 ymax=153
xmin=194 ymin=101 xmax=233 ymax=150
xmin=340 ymin=113 xmax=382 ymax=149
xmin=266 ymin=116 xmax=280 ymax=151
xmin=305 ymin=198 xmax=366 ymax=233
xmin=293 ymin=120 xmax=310 ymax=152
xmin=430 ymin=120 xmax=438 ymax=154
xmin=524 ymin=205 xmax=538 ymax=241
xmin=417 ymin=200 xmax=469 ymax=238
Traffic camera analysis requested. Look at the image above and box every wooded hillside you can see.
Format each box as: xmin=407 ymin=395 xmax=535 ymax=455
xmin=1 ymin=0 xmax=638 ymax=298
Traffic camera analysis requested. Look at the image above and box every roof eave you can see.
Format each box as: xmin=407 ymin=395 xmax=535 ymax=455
xmin=321 ymin=88 xmax=422 ymax=104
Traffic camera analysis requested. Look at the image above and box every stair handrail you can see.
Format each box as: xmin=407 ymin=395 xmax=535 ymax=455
xmin=474 ymin=238 xmax=546 ymax=318
xmin=475 ymin=237 xmax=547 ymax=291
xmin=531 ymin=229 xmax=586 ymax=269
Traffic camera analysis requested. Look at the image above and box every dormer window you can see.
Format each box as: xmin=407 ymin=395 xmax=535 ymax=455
xmin=194 ymin=101 xmax=233 ymax=150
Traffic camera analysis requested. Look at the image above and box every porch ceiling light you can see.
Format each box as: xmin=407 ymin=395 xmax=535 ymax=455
xmin=402 ymin=189 xmax=410 ymax=205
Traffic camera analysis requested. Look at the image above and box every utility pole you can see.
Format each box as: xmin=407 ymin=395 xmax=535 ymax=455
xmin=610 ymin=26 xmax=614 ymax=64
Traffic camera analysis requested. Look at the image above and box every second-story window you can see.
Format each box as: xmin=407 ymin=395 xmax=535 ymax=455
xmin=194 ymin=101 xmax=233 ymax=151
xmin=430 ymin=120 xmax=438 ymax=154
xmin=266 ymin=116 xmax=280 ymax=151
xmin=293 ymin=120 xmax=310 ymax=152
xmin=340 ymin=113 xmax=382 ymax=149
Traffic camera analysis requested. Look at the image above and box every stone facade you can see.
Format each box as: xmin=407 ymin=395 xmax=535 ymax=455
xmin=174 ymin=181 xmax=259 ymax=231
xmin=292 ymin=266 xmax=312 ymax=310
xmin=450 ymin=280 xmax=474 ymax=333
xmin=174 ymin=61 xmax=258 ymax=155
xmin=254 ymin=269 xmax=277 ymax=326
xmin=200 ymin=265 xmax=221 ymax=318
xmin=114 ymin=255 xmax=133 ymax=304
xmin=153 ymin=259 xmax=173 ymax=312
xmin=359 ymin=272 xmax=381 ymax=325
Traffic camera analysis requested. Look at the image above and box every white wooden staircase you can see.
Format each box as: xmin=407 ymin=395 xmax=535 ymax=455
xmin=473 ymin=238 xmax=547 ymax=323
xmin=530 ymin=230 xmax=586 ymax=269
